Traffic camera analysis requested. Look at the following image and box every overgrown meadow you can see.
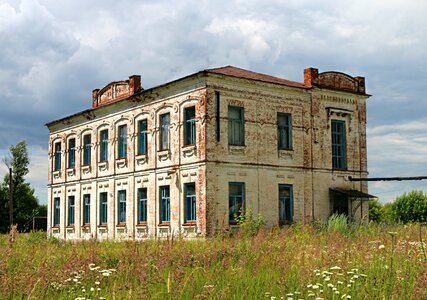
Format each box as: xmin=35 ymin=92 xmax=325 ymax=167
xmin=0 ymin=223 xmax=426 ymax=299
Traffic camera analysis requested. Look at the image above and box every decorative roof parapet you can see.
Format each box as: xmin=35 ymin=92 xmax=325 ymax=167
xmin=92 ymin=75 xmax=142 ymax=108
xmin=304 ymin=67 xmax=366 ymax=95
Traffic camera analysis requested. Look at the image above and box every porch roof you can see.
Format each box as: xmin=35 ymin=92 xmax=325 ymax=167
xmin=330 ymin=188 xmax=377 ymax=200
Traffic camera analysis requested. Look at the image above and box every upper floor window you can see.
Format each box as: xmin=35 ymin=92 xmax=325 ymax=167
xmin=279 ymin=184 xmax=293 ymax=225
xmin=68 ymin=195 xmax=75 ymax=226
xmin=160 ymin=185 xmax=170 ymax=222
xmin=83 ymin=134 xmax=91 ymax=165
xmin=118 ymin=190 xmax=126 ymax=224
xmin=99 ymin=192 xmax=108 ymax=225
xmin=228 ymin=106 xmax=244 ymax=145
xmin=184 ymin=183 xmax=196 ymax=223
xmin=138 ymin=120 xmax=148 ymax=155
xmin=68 ymin=138 xmax=76 ymax=168
xmin=184 ymin=106 xmax=196 ymax=145
xmin=83 ymin=194 xmax=90 ymax=225
xmin=137 ymin=188 xmax=148 ymax=224
xmin=118 ymin=125 xmax=127 ymax=159
xmin=159 ymin=113 xmax=170 ymax=151
xmin=54 ymin=142 xmax=61 ymax=171
xmin=229 ymin=182 xmax=245 ymax=223
xmin=53 ymin=197 xmax=60 ymax=226
xmin=100 ymin=129 xmax=108 ymax=162
xmin=277 ymin=113 xmax=292 ymax=150
xmin=331 ymin=120 xmax=347 ymax=170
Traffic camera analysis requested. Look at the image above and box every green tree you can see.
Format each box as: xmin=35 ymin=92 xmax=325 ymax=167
xmin=392 ymin=190 xmax=427 ymax=223
xmin=0 ymin=141 xmax=44 ymax=233
xmin=368 ymin=199 xmax=384 ymax=223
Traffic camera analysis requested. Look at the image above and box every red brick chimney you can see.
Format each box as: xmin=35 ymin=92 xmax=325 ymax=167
xmin=129 ymin=75 xmax=142 ymax=94
xmin=304 ymin=67 xmax=319 ymax=87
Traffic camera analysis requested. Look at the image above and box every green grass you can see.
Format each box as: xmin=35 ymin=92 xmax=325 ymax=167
xmin=0 ymin=224 xmax=425 ymax=299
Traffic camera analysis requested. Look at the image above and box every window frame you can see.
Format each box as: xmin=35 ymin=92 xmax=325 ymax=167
xmin=138 ymin=119 xmax=148 ymax=155
xmin=54 ymin=142 xmax=61 ymax=171
xmin=99 ymin=129 xmax=108 ymax=162
xmin=184 ymin=183 xmax=196 ymax=223
xmin=83 ymin=194 xmax=91 ymax=225
xmin=159 ymin=185 xmax=170 ymax=223
xmin=67 ymin=195 xmax=75 ymax=226
xmin=137 ymin=188 xmax=148 ymax=224
xmin=228 ymin=106 xmax=245 ymax=146
xmin=68 ymin=138 xmax=76 ymax=168
xmin=83 ymin=134 xmax=91 ymax=166
xmin=99 ymin=192 xmax=108 ymax=225
xmin=331 ymin=120 xmax=347 ymax=170
xmin=278 ymin=184 xmax=293 ymax=225
xmin=277 ymin=112 xmax=292 ymax=150
xmin=117 ymin=190 xmax=126 ymax=225
xmin=184 ymin=106 xmax=196 ymax=146
xmin=229 ymin=182 xmax=245 ymax=223
xmin=53 ymin=197 xmax=60 ymax=226
xmin=118 ymin=125 xmax=127 ymax=159
xmin=159 ymin=113 xmax=170 ymax=151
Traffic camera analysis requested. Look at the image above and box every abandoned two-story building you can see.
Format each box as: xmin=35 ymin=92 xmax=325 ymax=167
xmin=46 ymin=66 xmax=374 ymax=240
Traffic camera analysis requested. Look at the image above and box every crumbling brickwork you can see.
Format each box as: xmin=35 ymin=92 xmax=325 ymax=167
xmin=46 ymin=66 xmax=371 ymax=240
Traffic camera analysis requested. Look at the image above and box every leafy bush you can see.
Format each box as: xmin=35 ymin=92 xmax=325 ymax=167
xmin=368 ymin=199 xmax=384 ymax=223
xmin=392 ymin=190 xmax=427 ymax=223
xmin=234 ymin=208 xmax=265 ymax=237
xmin=326 ymin=213 xmax=354 ymax=236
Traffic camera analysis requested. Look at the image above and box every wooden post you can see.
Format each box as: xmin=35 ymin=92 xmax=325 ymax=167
xmin=9 ymin=167 xmax=13 ymax=228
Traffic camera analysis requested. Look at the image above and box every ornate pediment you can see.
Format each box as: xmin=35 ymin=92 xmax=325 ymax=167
xmin=92 ymin=75 xmax=142 ymax=108
xmin=304 ymin=68 xmax=366 ymax=94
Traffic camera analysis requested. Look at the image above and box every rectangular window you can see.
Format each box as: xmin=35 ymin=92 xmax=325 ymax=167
xmin=68 ymin=195 xmax=75 ymax=226
xmin=137 ymin=188 xmax=148 ymax=223
xmin=331 ymin=120 xmax=347 ymax=170
xmin=118 ymin=190 xmax=126 ymax=224
xmin=184 ymin=183 xmax=196 ymax=222
xmin=277 ymin=113 xmax=292 ymax=150
xmin=279 ymin=184 xmax=293 ymax=225
xmin=159 ymin=113 xmax=170 ymax=150
xmin=184 ymin=106 xmax=196 ymax=145
xmin=83 ymin=134 xmax=91 ymax=165
xmin=138 ymin=120 xmax=148 ymax=155
xmin=160 ymin=186 xmax=170 ymax=222
xmin=99 ymin=192 xmax=108 ymax=225
xmin=83 ymin=194 xmax=90 ymax=225
xmin=100 ymin=129 xmax=108 ymax=162
xmin=118 ymin=125 xmax=127 ymax=159
xmin=54 ymin=142 xmax=61 ymax=171
xmin=53 ymin=197 xmax=60 ymax=226
xmin=68 ymin=138 xmax=76 ymax=168
xmin=228 ymin=106 xmax=244 ymax=145
xmin=229 ymin=182 xmax=245 ymax=223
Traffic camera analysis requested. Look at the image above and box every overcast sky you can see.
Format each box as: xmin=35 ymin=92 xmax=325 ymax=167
xmin=0 ymin=0 xmax=426 ymax=204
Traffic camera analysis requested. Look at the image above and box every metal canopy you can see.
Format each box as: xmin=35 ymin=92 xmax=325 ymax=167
xmin=330 ymin=188 xmax=376 ymax=200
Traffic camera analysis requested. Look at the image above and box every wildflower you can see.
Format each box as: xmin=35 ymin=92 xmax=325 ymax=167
xmin=335 ymin=291 xmax=340 ymax=295
xmin=330 ymin=266 xmax=341 ymax=270
xmin=327 ymin=283 xmax=334 ymax=288
xmin=347 ymin=271 xmax=354 ymax=275
xmin=307 ymin=284 xmax=313 ymax=288
xmin=97 ymin=288 xmax=101 ymax=291
xmin=271 ymin=297 xmax=276 ymax=300
xmin=351 ymin=268 xmax=358 ymax=272
xmin=95 ymin=281 xmax=100 ymax=285
xmin=82 ymin=289 xmax=86 ymax=293
xmin=388 ymin=231 xmax=397 ymax=236
xmin=102 ymin=272 xmax=110 ymax=277
xmin=324 ymin=277 xmax=330 ymax=281
xmin=73 ymin=278 xmax=79 ymax=283
xmin=337 ymin=281 xmax=343 ymax=285
xmin=312 ymin=285 xmax=319 ymax=289
xmin=308 ymin=293 xmax=315 ymax=297
xmin=353 ymin=275 xmax=359 ymax=279
xmin=90 ymin=287 xmax=95 ymax=292
xmin=378 ymin=245 xmax=385 ymax=250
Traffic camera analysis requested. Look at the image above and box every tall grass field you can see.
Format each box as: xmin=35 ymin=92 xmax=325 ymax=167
xmin=0 ymin=223 xmax=426 ymax=299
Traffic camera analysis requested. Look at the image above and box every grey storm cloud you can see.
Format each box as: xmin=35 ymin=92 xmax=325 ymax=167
xmin=0 ymin=0 xmax=426 ymax=203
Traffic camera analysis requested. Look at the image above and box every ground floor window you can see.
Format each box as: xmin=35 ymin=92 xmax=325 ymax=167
xmin=53 ymin=197 xmax=60 ymax=226
xmin=68 ymin=196 xmax=75 ymax=226
xmin=83 ymin=194 xmax=90 ymax=225
xmin=279 ymin=184 xmax=293 ymax=225
xmin=229 ymin=182 xmax=245 ymax=223
xmin=184 ymin=183 xmax=196 ymax=222
xmin=160 ymin=186 xmax=170 ymax=222
xmin=100 ymin=192 xmax=108 ymax=225
xmin=118 ymin=190 xmax=126 ymax=224
xmin=138 ymin=188 xmax=148 ymax=224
